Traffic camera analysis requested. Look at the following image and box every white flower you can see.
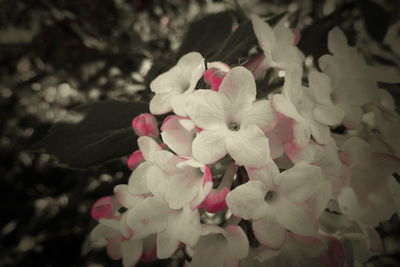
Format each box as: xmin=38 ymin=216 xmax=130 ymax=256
xmin=189 ymin=225 xmax=249 ymax=267
xmin=251 ymin=14 xmax=305 ymax=101
xmin=126 ymin=198 xmax=202 ymax=258
xmin=90 ymin=217 xmax=145 ymax=267
xmin=319 ymin=27 xmax=400 ymax=129
xmin=227 ymin=161 xmax=323 ymax=249
xmin=165 ymin=159 xmax=213 ymax=210
xmin=150 ymin=52 xmax=205 ymax=115
xmin=337 ymin=137 xmax=400 ymax=226
xmin=187 ymin=66 xmax=275 ymax=167
xmin=251 ymin=14 xmax=304 ymax=71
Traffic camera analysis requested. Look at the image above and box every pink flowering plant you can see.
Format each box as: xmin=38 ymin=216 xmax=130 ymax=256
xmin=35 ymin=6 xmax=400 ymax=267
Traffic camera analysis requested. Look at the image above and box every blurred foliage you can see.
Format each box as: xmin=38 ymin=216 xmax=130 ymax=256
xmin=0 ymin=0 xmax=399 ymax=266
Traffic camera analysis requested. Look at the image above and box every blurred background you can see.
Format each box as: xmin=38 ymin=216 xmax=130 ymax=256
xmin=0 ymin=0 xmax=399 ymax=266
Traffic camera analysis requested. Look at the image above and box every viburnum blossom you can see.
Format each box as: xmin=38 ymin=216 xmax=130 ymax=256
xmin=319 ymin=27 xmax=400 ymax=129
xmin=337 ymin=137 xmax=400 ymax=226
xmin=227 ymin=160 xmax=323 ymax=249
xmin=186 ymin=66 xmax=275 ymax=167
xmin=188 ymin=225 xmax=249 ymax=267
xmin=89 ymin=10 xmax=400 ymax=267
xmin=150 ymin=52 xmax=205 ymax=116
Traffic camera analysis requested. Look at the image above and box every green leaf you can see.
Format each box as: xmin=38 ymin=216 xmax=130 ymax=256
xmin=177 ymin=11 xmax=234 ymax=60
xmin=32 ymin=101 xmax=148 ymax=169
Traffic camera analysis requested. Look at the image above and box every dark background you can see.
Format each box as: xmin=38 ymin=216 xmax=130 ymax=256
xmin=0 ymin=0 xmax=399 ymax=266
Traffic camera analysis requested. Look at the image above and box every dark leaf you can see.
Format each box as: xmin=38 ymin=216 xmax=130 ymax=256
xmin=359 ymin=0 xmax=391 ymax=42
xmin=177 ymin=11 xmax=234 ymax=60
xmin=298 ymin=2 xmax=356 ymax=61
xmin=209 ymin=13 xmax=286 ymax=65
xmin=209 ymin=19 xmax=256 ymax=65
xmin=32 ymin=101 xmax=148 ymax=169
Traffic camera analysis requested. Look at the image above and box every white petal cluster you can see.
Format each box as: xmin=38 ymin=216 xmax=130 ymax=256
xmin=90 ymin=15 xmax=400 ymax=267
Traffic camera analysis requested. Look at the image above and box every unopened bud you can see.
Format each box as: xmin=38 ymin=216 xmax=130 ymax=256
xmin=132 ymin=113 xmax=159 ymax=137
xmin=90 ymin=196 xmax=116 ymax=220
xmin=204 ymin=62 xmax=230 ymax=91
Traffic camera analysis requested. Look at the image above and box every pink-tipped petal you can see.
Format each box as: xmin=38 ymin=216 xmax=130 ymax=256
xmin=160 ymin=115 xmax=194 ymax=157
xmin=127 ymin=149 xmax=144 ymax=170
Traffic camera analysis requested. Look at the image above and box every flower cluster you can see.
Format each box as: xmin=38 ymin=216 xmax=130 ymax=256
xmin=90 ymin=15 xmax=400 ymax=267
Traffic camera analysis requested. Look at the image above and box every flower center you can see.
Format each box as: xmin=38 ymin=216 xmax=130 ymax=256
xmin=228 ymin=121 xmax=240 ymax=131
xmin=265 ymin=190 xmax=277 ymax=203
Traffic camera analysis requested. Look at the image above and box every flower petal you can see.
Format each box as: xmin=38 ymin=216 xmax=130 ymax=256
xmin=277 ymin=161 xmax=322 ymax=203
xmin=126 ymin=196 xmax=169 ymax=238
xmin=161 ymin=116 xmax=194 ymax=157
xmin=149 ymin=92 xmax=174 ymax=115
xmin=107 ymin=237 xmax=122 ymax=260
xmin=242 ymin=100 xmax=276 ymax=130
xmin=114 ymin=184 xmax=144 ymax=209
xmin=218 ymin=66 xmax=257 ymax=110
xmin=121 ymin=239 xmax=143 ymax=267
xmin=192 ymin=128 xmax=228 ymax=164
xmin=313 ymin=104 xmax=345 ymax=126
xmin=251 ymin=14 xmax=277 ymax=65
xmin=246 ymin=160 xmax=279 ymax=189
xmin=226 ymin=180 xmax=268 ymax=220
xmin=128 ymin=162 xmax=153 ymax=195
xmin=156 ymin=230 xmax=180 ymax=259
xmin=252 ymin=215 xmax=287 ymax=249
xmin=327 ymin=27 xmax=348 ymax=55
xmin=309 ymin=120 xmax=330 ymax=145
xmin=275 ymin=199 xmax=317 ymax=236
xmin=146 ymin=165 xmax=171 ymax=198
xmin=187 ymin=89 xmax=229 ymax=129
xmin=167 ymin=206 xmax=202 ymax=246
xmin=190 ymin=234 xmax=226 ymax=267
xmin=137 ymin=136 xmax=161 ymax=162
xmin=176 ymin=52 xmax=205 ymax=89
xmin=150 ymin=66 xmax=184 ymax=94
xmin=165 ymin=173 xmax=201 ymax=209
xmin=225 ymin=225 xmax=249 ymax=260
xmin=225 ymin=125 xmax=270 ymax=167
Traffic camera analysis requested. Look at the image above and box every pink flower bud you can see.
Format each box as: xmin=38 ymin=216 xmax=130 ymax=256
xmin=91 ymin=196 xmax=116 ymax=220
xmin=127 ymin=149 xmax=144 ymax=170
xmin=204 ymin=62 xmax=230 ymax=91
xmin=198 ymin=187 xmax=230 ymax=213
xmin=132 ymin=113 xmax=159 ymax=138
xmin=204 ymin=68 xmax=227 ymax=91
